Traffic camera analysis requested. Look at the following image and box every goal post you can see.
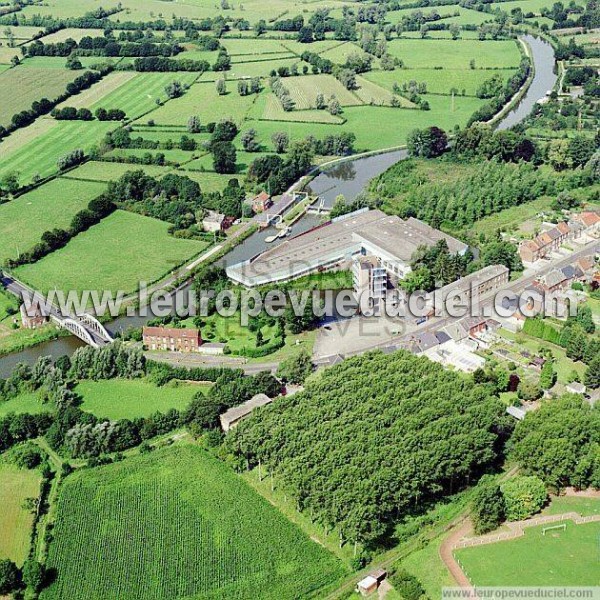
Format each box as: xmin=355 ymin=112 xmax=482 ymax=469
xmin=542 ymin=523 xmax=566 ymax=536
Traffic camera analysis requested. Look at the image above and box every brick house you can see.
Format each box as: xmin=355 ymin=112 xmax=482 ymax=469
xmin=519 ymin=222 xmax=572 ymax=263
xmin=142 ymin=326 xmax=202 ymax=352
xmin=574 ymin=210 xmax=600 ymax=234
xmin=251 ymin=191 xmax=272 ymax=213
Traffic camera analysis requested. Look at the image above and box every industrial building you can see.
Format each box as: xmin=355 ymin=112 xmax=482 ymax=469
xmin=226 ymin=209 xmax=468 ymax=288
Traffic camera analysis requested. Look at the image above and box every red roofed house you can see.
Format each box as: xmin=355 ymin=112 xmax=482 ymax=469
xmin=143 ymin=326 xmax=202 ymax=352
xmin=574 ymin=211 xmax=600 ymax=234
xmin=251 ymin=191 xmax=272 ymax=213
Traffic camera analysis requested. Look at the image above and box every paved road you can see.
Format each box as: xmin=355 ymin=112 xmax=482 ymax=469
xmin=314 ymin=238 xmax=599 ymax=360
xmin=145 ymin=350 xmax=279 ymax=374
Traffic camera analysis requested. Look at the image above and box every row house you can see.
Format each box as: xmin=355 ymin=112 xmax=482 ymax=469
xmin=143 ymin=326 xmax=202 ymax=352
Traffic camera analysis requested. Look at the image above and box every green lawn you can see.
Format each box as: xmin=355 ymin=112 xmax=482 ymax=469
xmin=0 ymin=462 xmax=41 ymax=565
xmin=15 ymin=210 xmax=208 ymax=295
xmin=0 ymin=391 xmax=54 ymax=417
xmin=41 ymin=445 xmax=346 ymax=600
xmin=77 ymin=379 xmax=208 ymax=420
xmin=386 ymin=38 xmax=521 ymax=69
xmin=455 ymin=521 xmax=600 ymax=585
xmin=542 ymin=496 xmax=600 ymax=517
xmin=0 ymin=121 xmax=115 ymax=186
xmin=0 ymin=178 xmax=106 ymax=264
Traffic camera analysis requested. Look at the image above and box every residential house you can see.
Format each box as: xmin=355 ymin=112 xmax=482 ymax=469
xmin=574 ymin=210 xmax=600 ymax=234
xmin=202 ymin=210 xmax=226 ymax=233
xmin=143 ymin=326 xmax=202 ymax=352
xmin=537 ymin=269 xmax=569 ymax=292
xmin=19 ymin=302 xmax=48 ymax=329
xmin=519 ymin=221 xmax=572 ymax=263
xmin=251 ymin=191 xmax=272 ymax=213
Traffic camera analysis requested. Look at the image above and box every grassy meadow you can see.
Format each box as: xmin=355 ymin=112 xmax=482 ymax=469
xmin=14 ymin=210 xmax=207 ymax=294
xmin=0 ymin=462 xmax=41 ymax=565
xmin=77 ymin=379 xmax=208 ymax=420
xmin=0 ymin=178 xmax=106 ymax=264
xmin=41 ymin=446 xmax=346 ymax=600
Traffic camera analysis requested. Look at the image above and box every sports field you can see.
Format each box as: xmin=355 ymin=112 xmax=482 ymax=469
xmin=41 ymin=446 xmax=346 ymax=600
xmin=0 ymin=178 xmax=106 ymax=264
xmin=455 ymin=520 xmax=600 ymax=585
xmin=77 ymin=379 xmax=209 ymax=420
xmin=14 ymin=210 xmax=207 ymax=295
xmin=0 ymin=462 xmax=41 ymax=565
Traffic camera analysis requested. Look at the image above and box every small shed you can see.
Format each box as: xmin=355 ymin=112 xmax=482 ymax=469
xmin=566 ymin=382 xmax=586 ymax=395
xmin=220 ymin=393 xmax=273 ymax=432
xmin=506 ymin=406 xmax=526 ymax=421
xmin=356 ymin=570 xmax=387 ymax=597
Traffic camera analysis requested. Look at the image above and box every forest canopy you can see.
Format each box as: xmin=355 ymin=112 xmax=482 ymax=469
xmin=224 ymin=350 xmax=507 ymax=546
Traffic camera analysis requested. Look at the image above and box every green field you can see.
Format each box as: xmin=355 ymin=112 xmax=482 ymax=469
xmin=0 ymin=66 xmax=78 ymax=127
xmin=0 ymin=391 xmax=54 ymax=417
xmin=41 ymin=446 xmax=346 ymax=600
xmin=89 ymin=72 xmax=199 ymax=120
xmin=0 ymin=462 xmax=41 ymax=565
xmin=0 ymin=178 xmax=106 ymax=264
xmin=145 ymin=81 xmax=258 ymax=126
xmin=386 ymin=38 xmax=521 ymax=69
xmin=14 ymin=210 xmax=207 ymax=294
xmin=61 ymin=161 xmax=172 ymax=182
xmin=455 ymin=521 xmax=600 ymax=585
xmin=77 ymin=379 xmax=208 ymax=420
xmin=0 ymin=121 xmax=115 ymax=185
xmin=364 ymin=67 xmax=518 ymax=96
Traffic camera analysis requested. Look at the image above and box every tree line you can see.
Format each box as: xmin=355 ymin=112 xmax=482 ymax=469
xmin=223 ymin=350 xmax=508 ymax=547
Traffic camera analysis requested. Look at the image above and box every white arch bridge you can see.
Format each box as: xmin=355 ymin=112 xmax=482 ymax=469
xmin=1 ymin=274 xmax=114 ymax=348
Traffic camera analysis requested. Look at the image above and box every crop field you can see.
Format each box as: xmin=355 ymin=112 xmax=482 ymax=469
xmin=364 ymin=67 xmax=518 ymax=96
xmin=77 ymin=379 xmax=207 ymax=420
xmin=386 ymin=38 xmax=521 ymax=69
xmin=41 ymin=446 xmax=346 ymax=600
xmin=0 ymin=178 xmax=106 ymax=264
xmin=14 ymin=210 xmax=207 ymax=294
xmin=87 ymin=72 xmax=199 ymax=120
xmin=455 ymin=521 xmax=600 ymax=586
xmin=0 ymin=462 xmax=41 ymax=565
xmin=145 ymin=81 xmax=259 ymax=126
xmin=0 ymin=66 xmax=79 ymax=127
xmin=0 ymin=121 xmax=115 ymax=186
xmin=172 ymin=169 xmax=237 ymax=192
xmin=61 ymin=161 xmax=173 ymax=182
xmin=320 ymin=41 xmax=374 ymax=65
xmin=55 ymin=72 xmax=138 ymax=110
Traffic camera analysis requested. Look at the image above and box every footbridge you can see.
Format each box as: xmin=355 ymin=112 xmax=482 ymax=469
xmin=0 ymin=273 xmax=114 ymax=348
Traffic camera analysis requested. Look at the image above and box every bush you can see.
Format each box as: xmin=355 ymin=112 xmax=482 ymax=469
xmin=471 ymin=476 xmax=505 ymax=534
xmin=501 ymin=476 xmax=547 ymax=521
xmin=389 ymin=568 xmax=425 ymax=600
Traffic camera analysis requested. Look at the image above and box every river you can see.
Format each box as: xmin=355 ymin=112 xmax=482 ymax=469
xmin=0 ymin=35 xmax=557 ymax=377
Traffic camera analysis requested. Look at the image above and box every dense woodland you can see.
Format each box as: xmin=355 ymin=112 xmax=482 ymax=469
xmin=224 ymin=350 xmax=509 ymax=546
